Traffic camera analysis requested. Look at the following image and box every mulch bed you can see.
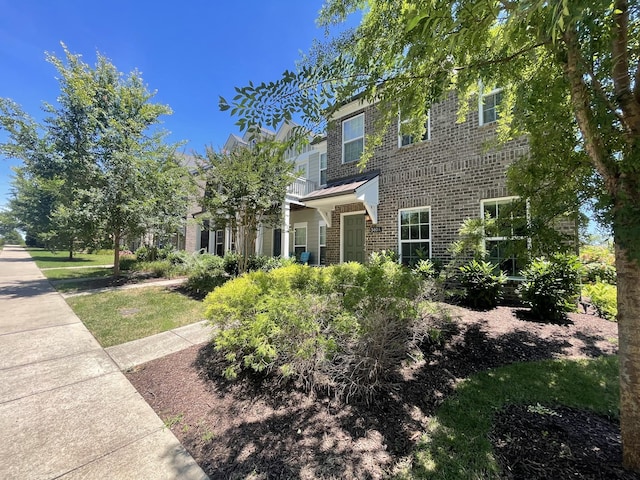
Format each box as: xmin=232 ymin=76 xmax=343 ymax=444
xmin=126 ymin=306 xmax=634 ymax=479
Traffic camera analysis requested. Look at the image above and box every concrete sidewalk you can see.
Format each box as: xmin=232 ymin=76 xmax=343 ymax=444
xmin=0 ymin=245 xmax=209 ymax=480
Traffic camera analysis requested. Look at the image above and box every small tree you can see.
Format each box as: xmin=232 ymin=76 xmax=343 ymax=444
xmin=197 ymin=138 xmax=293 ymax=274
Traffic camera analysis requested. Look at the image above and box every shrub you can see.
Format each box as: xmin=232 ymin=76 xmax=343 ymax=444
xmin=580 ymin=244 xmax=616 ymax=284
xmin=135 ymin=245 xmax=156 ymax=262
xmin=137 ymin=259 xmax=173 ymax=278
xmin=204 ymin=259 xmax=426 ymax=403
xmin=119 ymin=254 xmax=137 ymax=271
xmin=414 ymin=259 xmax=436 ymax=279
xmin=518 ymin=253 xmax=582 ymax=321
xmin=222 ymin=251 xmax=240 ymax=276
xmin=457 ymin=260 xmax=506 ymax=310
xmin=583 ymin=282 xmax=617 ymax=321
xmin=185 ymin=254 xmax=227 ymax=295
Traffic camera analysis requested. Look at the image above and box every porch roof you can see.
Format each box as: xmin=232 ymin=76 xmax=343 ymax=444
xmin=300 ymin=171 xmax=379 ymax=227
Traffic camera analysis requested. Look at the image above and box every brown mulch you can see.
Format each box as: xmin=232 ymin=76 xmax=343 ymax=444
xmin=125 ymin=306 xmax=630 ymax=480
xmin=490 ymin=404 xmax=638 ymax=480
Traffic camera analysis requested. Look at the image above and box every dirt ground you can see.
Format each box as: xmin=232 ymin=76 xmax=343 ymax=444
xmin=126 ymin=305 xmax=634 ymax=480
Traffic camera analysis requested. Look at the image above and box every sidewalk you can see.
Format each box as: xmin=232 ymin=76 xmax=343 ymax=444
xmin=0 ymin=245 xmax=209 ymax=480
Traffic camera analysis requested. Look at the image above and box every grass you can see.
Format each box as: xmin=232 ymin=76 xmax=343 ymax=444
xmin=66 ymin=286 xmax=204 ymax=347
xmin=27 ymin=247 xmax=114 ymax=269
xmin=394 ymin=355 xmax=619 ymax=479
xmin=42 ymin=267 xmax=114 ymax=281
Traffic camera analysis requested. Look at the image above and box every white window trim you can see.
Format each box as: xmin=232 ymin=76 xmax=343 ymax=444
xmin=215 ymin=229 xmax=225 ymax=256
xmin=342 ymin=113 xmax=365 ymax=164
xmin=319 ymin=152 xmax=327 ymax=186
xmin=318 ymin=220 xmax=327 ymax=266
xmin=478 ymin=86 xmax=503 ymax=126
xmin=397 ymin=206 xmax=432 ymax=263
xmin=398 ymin=110 xmax=431 ymax=148
xmin=293 ymin=222 xmax=308 ymax=252
xmin=340 ymin=210 xmax=366 ymax=263
xmin=480 ymin=196 xmax=530 ymax=277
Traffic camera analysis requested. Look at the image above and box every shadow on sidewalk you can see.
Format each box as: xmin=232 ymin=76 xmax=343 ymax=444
xmin=0 ymin=278 xmax=54 ymax=299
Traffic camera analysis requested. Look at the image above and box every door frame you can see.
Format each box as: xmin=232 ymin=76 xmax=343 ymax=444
xmin=340 ymin=210 xmax=366 ymax=263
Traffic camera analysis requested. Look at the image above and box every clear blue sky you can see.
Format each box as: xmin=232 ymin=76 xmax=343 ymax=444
xmin=0 ymin=0 xmax=354 ymax=209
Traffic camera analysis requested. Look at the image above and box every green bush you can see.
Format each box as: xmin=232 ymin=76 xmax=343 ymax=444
xmin=457 ymin=259 xmax=506 ymax=310
xmin=414 ymin=258 xmax=436 ymax=279
xmin=119 ymin=254 xmax=137 ymax=271
xmin=580 ymin=244 xmax=616 ymax=284
xmin=185 ymin=254 xmax=227 ymax=295
xmin=583 ymin=282 xmax=617 ymax=321
xmin=204 ymin=258 xmax=426 ymax=402
xmin=518 ymin=253 xmax=582 ymax=321
xmin=136 ymin=259 xmax=174 ymax=278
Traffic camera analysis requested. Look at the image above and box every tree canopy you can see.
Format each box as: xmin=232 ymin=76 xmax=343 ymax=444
xmin=221 ymin=0 xmax=640 ymax=470
xmin=0 ymin=45 xmax=193 ymax=272
xmin=196 ymin=137 xmax=293 ymax=273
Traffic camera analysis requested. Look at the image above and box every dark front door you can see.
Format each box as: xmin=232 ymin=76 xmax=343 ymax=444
xmin=343 ymin=214 xmax=365 ymax=263
xmin=200 ymin=220 xmax=210 ymax=252
xmin=273 ymin=228 xmax=282 ymax=257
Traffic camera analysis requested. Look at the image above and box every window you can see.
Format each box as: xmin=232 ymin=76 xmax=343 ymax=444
xmin=215 ymin=230 xmax=224 ymax=256
xmin=480 ymin=89 xmax=504 ymax=125
xmin=293 ymin=222 xmax=307 ymax=258
xmin=482 ymin=197 xmax=528 ymax=276
xmin=342 ymin=113 xmax=364 ymax=163
xmin=295 ymin=161 xmax=308 ymax=179
xmin=398 ymin=207 xmax=431 ymax=266
xmin=399 ymin=110 xmax=430 ymax=147
xmin=319 ymin=222 xmax=327 ymax=265
xmin=319 ymin=153 xmax=327 ymax=186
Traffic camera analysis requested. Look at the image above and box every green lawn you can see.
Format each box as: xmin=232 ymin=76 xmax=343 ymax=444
xmin=66 ymin=286 xmax=204 ymax=347
xmin=396 ymin=355 xmax=619 ymax=479
xmin=43 ymin=267 xmax=114 ymax=281
xmin=27 ymin=247 xmax=114 ymax=269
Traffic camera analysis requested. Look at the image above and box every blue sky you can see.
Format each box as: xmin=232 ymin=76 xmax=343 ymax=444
xmin=0 ymin=0 xmax=352 ymax=209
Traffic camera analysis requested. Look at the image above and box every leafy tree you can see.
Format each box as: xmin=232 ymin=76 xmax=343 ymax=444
xmin=221 ymin=1 xmax=640 ymax=469
xmin=197 ymin=138 xmax=293 ymax=274
xmin=0 ymin=45 xmax=192 ymax=273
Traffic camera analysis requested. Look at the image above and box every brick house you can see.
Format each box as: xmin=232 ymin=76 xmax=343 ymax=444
xmin=299 ymin=89 xmax=534 ymax=274
xmin=187 ymin=88 xmax=564 ymax=275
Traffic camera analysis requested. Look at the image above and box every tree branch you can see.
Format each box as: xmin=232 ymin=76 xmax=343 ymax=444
xmin=563 ymin=27 xmax=619 ymax=195
xmin=612 ymin=0 xmax=640 ymax=136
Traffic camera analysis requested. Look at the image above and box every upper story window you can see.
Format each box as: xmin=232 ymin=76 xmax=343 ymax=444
xmin=479 ymin=88 xmax=504 ymax=126
xmin=342 ymin=113 xmax=364 ymax=163
xmin=399 ymin=110 xmax=430 ymax=147
xmin=319 ymin=153 xmax=327 ymax=186
xmin=295 ymin=161 xmax=308 ymax=180
xmin=482 ymin=197 xmax=528 ymax=276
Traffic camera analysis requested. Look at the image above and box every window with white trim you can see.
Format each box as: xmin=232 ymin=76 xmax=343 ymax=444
xmin=479 ymin=88 xmax=504 ymax=125
xmin=399 ymin=110 xmax=430 ymax=147
xmin=398 ymin=207 xmax=431 ymax=266
xmin=319 ymin=153 xmax=327 ymax=186
xmin=318 ymin=221 xmax=327 ymax=265
xmin=482 ymin=197 xmax=528 ymax=276
xmin=293 ymin=222 xmax=307 ymax=258
xmin=342 ymin=113 xmax=364 ymax=163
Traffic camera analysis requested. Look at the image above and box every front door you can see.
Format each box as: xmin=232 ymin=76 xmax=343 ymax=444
xmin=343 ymin=214 xmax=365 ymax=263
xmin=273 ymin=229 xmax=282 ymax=257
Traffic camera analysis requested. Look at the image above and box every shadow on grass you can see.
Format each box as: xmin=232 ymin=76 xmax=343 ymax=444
xmin=191 ymin=314 xmax=619 ymax=479
xmin=406 ymin=356 xmax=620 ymax=479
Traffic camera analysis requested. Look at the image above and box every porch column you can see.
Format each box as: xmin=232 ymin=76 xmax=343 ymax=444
xmin=282 ymin=202 xmax=291 ymax=258
xmin=256 ymin=223 xmax=263 ymax=255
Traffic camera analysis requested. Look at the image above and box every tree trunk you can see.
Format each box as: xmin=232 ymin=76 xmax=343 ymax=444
xmin=616 ymin=243 xmax=640 ymax=471
xmin=113 ymin=233 xmax=120 ymax=277
xmin=68 ymin=240 xmax=73 ymax=260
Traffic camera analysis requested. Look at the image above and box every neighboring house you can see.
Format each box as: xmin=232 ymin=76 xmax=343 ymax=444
xmin=187 ymin=88 xmax=574 ymax=275
xmin=184 ymin=124 xmax=329 ymax=266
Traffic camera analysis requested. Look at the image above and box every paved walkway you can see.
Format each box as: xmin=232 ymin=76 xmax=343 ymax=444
xmin=0 ymin=245 xmax=209 ymax=480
